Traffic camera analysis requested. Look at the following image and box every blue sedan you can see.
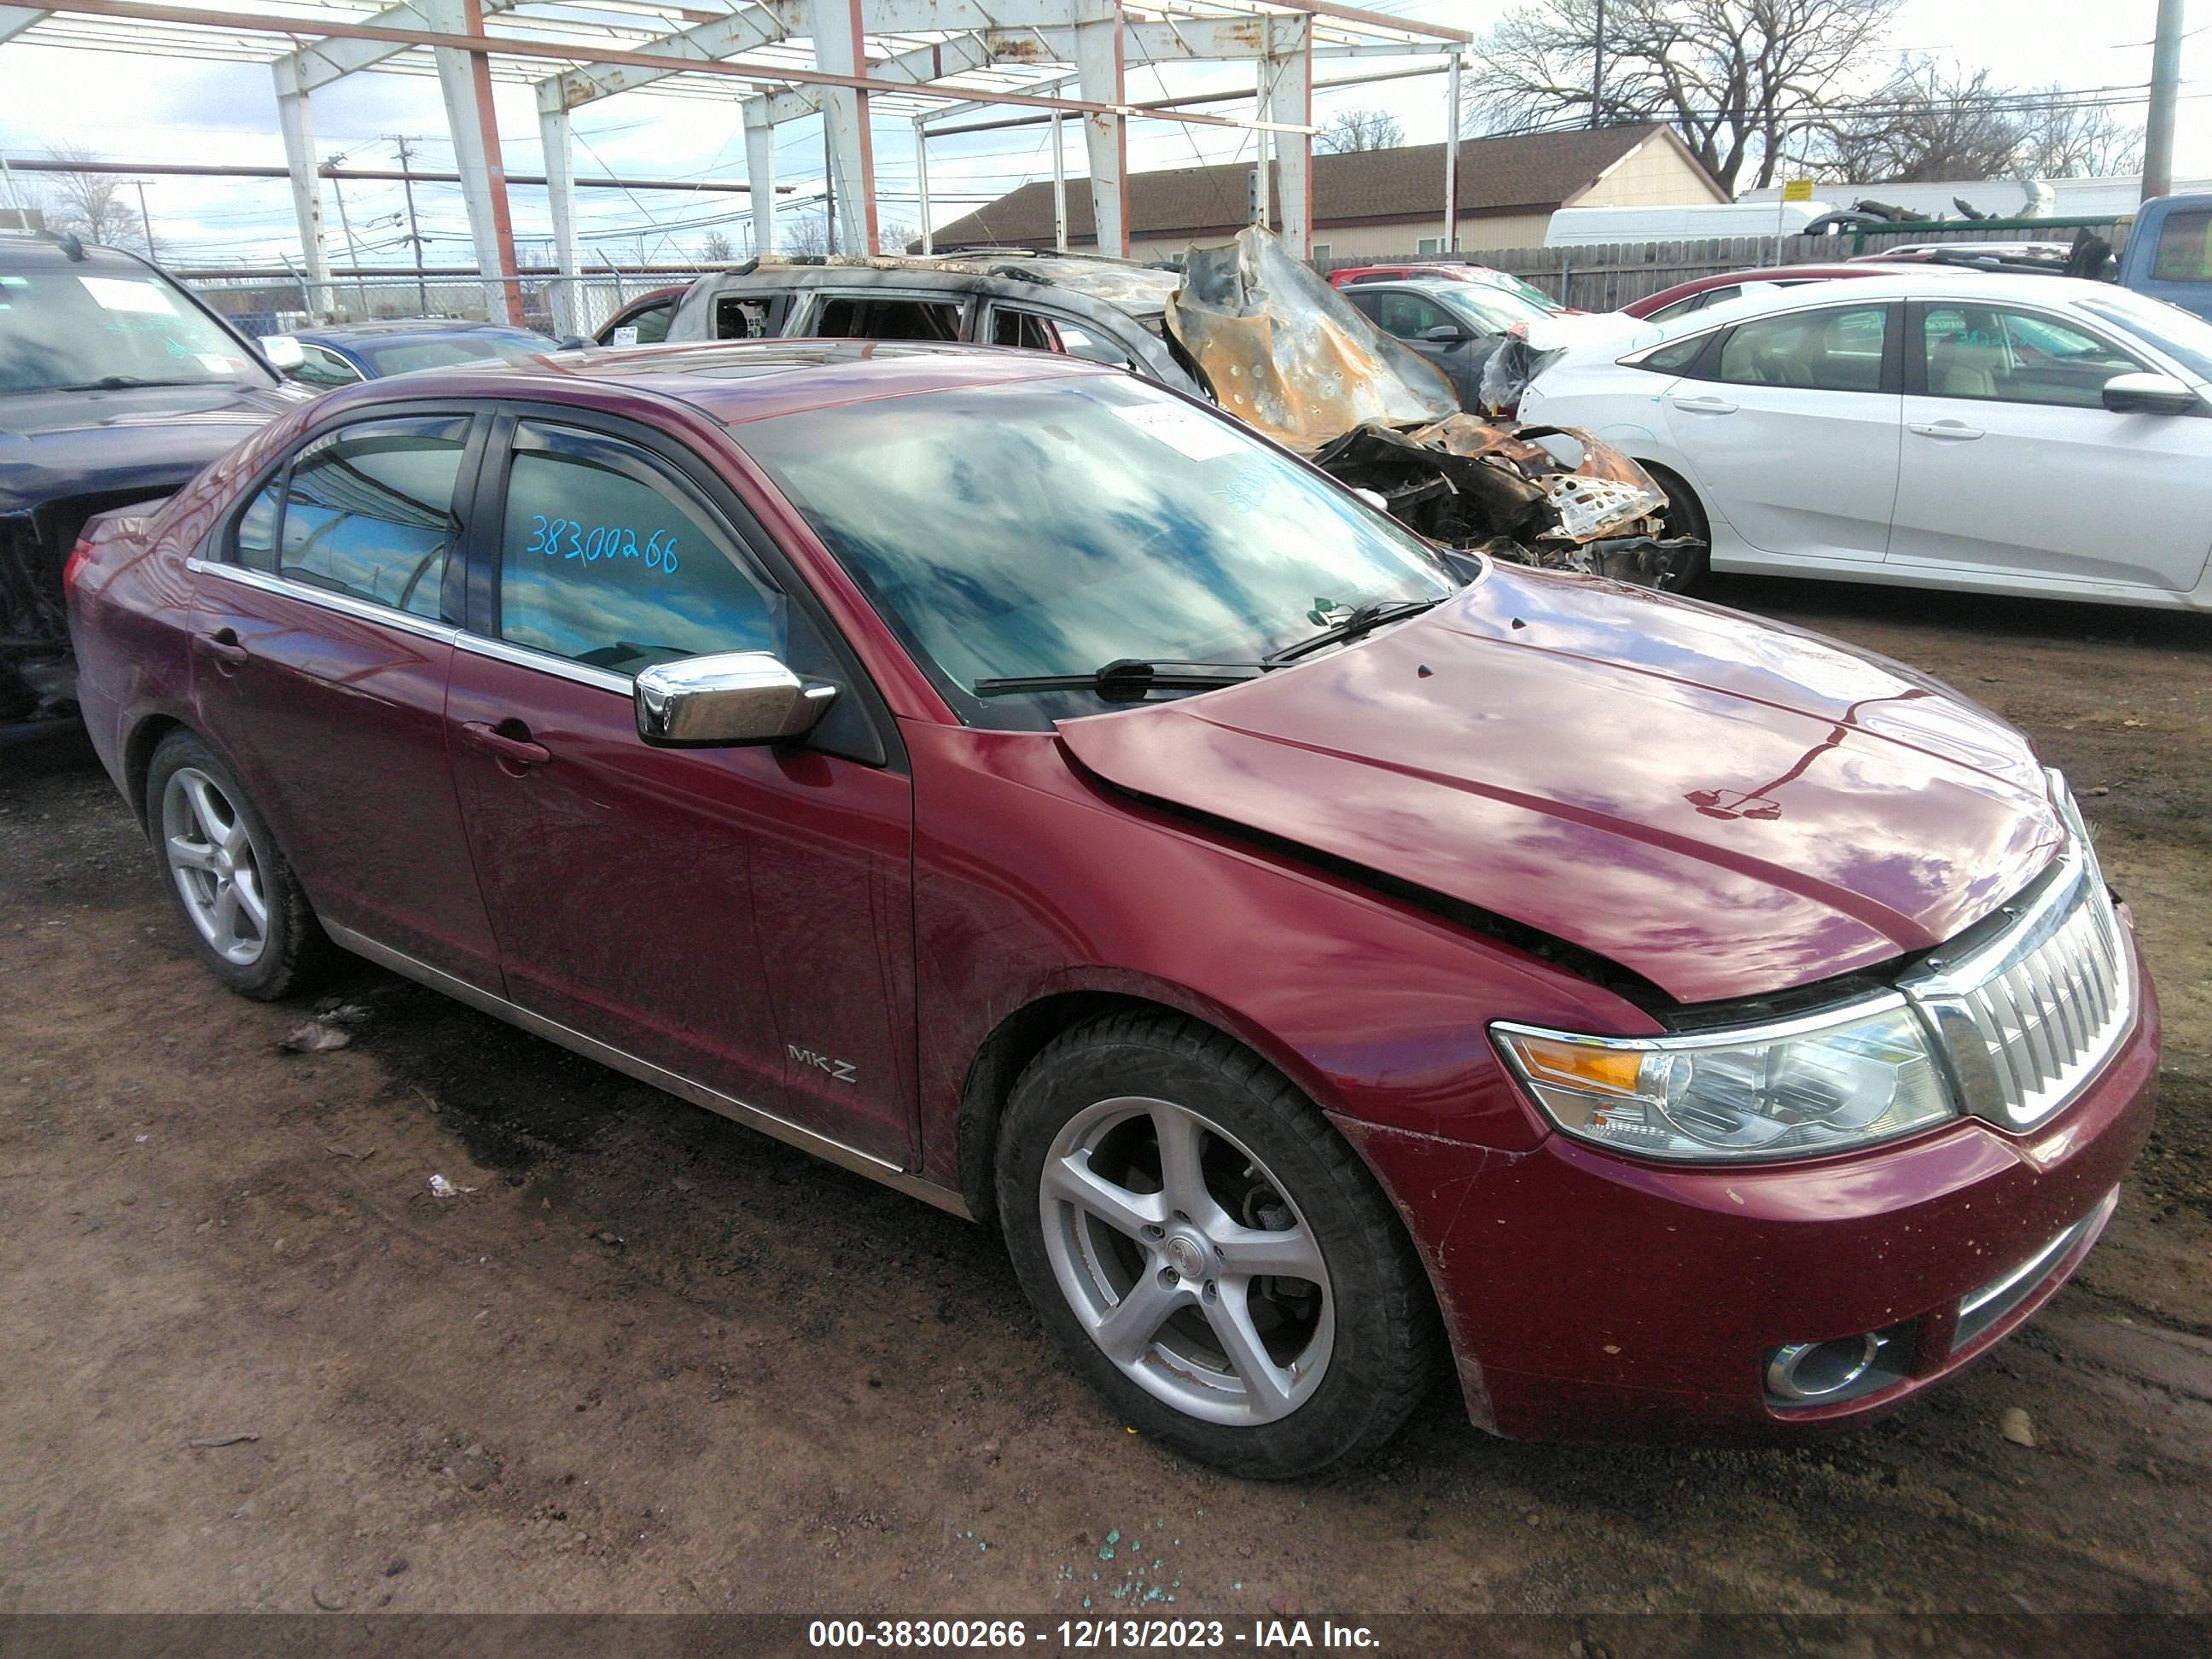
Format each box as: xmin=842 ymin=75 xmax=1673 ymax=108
xmin=265 ymin=321 xmax=561 ymax=387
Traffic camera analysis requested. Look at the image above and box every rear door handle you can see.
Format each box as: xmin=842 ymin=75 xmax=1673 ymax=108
xmin=1909 ymin=419 xmax=1983 ymax=440
xmin=1670 ymin=394 xmax=1738 ymax=415
xmin=460 ymin=720 xmax=552 ymax=769
xmin=191 ymin=629 xmax=249 ymax=669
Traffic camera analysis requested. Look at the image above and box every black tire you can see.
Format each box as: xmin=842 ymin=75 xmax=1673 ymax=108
xmin=996 ymin=1009 xmax=1440 ymax=1479
xmin=1642 ymin=462 xmax=1711 ymax=592
xmin=145 ymin=730 xmax=335 ymax=1000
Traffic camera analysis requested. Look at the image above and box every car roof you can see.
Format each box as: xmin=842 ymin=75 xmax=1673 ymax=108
xmin=701 ymin=250 xmax=1183 ymax=313
xmin=1650 ymin=269 xmax=2128 ymax=335
xmin=296 ymin=321 xmax=546 ymax=343
xmin=316 ymin=337 xmax=1113 ymax=426
xmin=0 ymin=232 xmax=171 ymax=274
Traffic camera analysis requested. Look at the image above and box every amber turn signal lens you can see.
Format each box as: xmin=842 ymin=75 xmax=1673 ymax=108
xmin=1511 ymin=1037 xmax=1643 ymax=1097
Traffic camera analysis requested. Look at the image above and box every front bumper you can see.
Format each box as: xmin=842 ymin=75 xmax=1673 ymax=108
xmin=1341 ymin=949 xmax=2160 ymax=1442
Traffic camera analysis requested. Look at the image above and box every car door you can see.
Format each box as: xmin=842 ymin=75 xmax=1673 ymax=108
xmin=1347 ymin=288 xmax=1479 ymax=404
xmin=980 ymin=300 xmax=1143 ymax=371
xmin=187 ymin=409 xmax=503 ymax=989
xmin=1659 ymin=300 xmax=1903 ymax=562
xmin=1888 ymin=299 xmax=2212 ymax=591
xmin=790 ymin=288 xmax=966 ymax=342
xmin=444 ymin=411 xmax=917 ymax=1164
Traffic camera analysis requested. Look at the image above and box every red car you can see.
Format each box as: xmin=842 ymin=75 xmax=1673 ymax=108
xmin=1621 ymin=261 xmax=1952 ymax=321
xmin=66 ymin=341 xmax=2157 ymax=1476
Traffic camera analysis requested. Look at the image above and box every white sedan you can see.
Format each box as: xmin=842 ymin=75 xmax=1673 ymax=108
xmin=1517 ymin=271 xmax=2212 ymax=610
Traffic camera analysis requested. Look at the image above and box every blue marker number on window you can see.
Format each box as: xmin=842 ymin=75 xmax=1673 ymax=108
xmin=524 ymin=514 xmax=680 ymax=573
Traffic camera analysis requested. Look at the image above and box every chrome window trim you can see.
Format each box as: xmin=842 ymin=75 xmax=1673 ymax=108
xmin=456 ymin=632 xmax=633 ymax=697
xmin=184 ymin=556 xmax=458 ymax=644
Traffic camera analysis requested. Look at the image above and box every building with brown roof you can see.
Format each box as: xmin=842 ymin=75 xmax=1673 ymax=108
xmin=928 ymin=123 xmax=1728 ymax=264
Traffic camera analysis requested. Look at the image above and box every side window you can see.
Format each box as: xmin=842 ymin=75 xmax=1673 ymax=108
xmin=990 ymin=309 xmax=1061 ymax=352
xmin=713 ymin=294 xmax=772 ymax=340
xmin=1373 ymin=293 xmax=1451 ymax=341
xmin=807 ymin=294 xmax=962 ymax=341
xmin=1634 ymin=333 xmax=1714 ymax=375
xmin=292 ymin=344 xmax=364 ymax=388
xmin=1717 ymin=305 xmax=1888 ymax=393
xmin=1922 ymin=306 xmax=2145 ymax=407
xmin=628 ymin=300 xmax=675 ymax=345
xmin=2150 ymin=207 xmax=2212 ymax=283
xmin=275 ymin=416 xmax=469 ymax=619
xmin=1645 ymin=295 xmax=1706 ymax=323
xmin=498 ymin=422 xmax=786 ymax=677
xmin=234 ymin=477 xmax=282 ymax=573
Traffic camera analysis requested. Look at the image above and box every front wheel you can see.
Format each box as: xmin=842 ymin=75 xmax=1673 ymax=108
xmin=996 ymin=1010 xmax=1439 ymax=1479
xmin=1642 ymin=462 xmax=1712 ymax=592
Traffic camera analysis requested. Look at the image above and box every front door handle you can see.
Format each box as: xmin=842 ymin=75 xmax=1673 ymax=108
xmin=460 ymin=719 xmax=551 ymax=769
xmin=191 ymin=628 xmax=249 ymax=670
xmin=1908 ymin=419 xmax=1983 ymax=440
xmin=1670 ymin=394 xmax=1738 ymax=415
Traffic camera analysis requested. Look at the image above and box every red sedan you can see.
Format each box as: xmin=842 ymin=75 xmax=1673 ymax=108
xmin=1621 ymin=260 xmax=1953 ymax=320
xmin=65 ymin=341 xmax=2156 ymax=1475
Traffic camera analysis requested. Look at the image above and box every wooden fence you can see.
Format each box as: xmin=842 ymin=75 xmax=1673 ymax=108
xmin=1318 ymin=221 xmax=2122 ymax=311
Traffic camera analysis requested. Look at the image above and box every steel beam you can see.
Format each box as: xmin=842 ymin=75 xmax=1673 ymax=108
xmin=1443 ymin=51 xmax=1461 ymax=253
xmin=271 ymin=57 xmax=334 ymax=318
xmin=539 ymin=102 xmax=579 ymax=332
xmin=760 ymin=29 xmax=992 ymax=127
xmin=744 ymin=98 xmax=777 ymax=256
xmin=541 ymin=0 xmax=793 ymax=112
xmin=274 ymin=0 xmax=516 ymax=97
xmin=0 ymin=8 xmax=47 ymax=44
xmin=1267 ymin=14 xmax=1312 ymax=257
xmin=808 ymin=0 xmax=876 ymax=256
xmin=1074 ymin=0 xmax=1126 ymax=257
xmin=424 ymin=0 xmax=521 ymax=323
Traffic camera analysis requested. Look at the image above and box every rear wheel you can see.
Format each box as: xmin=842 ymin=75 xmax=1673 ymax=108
xmin=996 ymin=1010 xmax=1438 ymax=1479
xmin=147 ymin=731 xmax=334 ymax=999
xmin=1642 ymin=462 xmax=1711 ymax=592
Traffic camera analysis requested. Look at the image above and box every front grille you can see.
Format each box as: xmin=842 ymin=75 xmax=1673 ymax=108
xmin=1905 ymin=790 xmax=2134 ymax=1132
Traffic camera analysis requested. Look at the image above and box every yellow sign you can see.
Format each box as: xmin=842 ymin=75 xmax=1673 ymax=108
xmin=1781 ymin=178 xmax=1814 ymax=203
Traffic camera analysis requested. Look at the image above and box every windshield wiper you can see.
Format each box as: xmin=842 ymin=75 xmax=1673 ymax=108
xmin=49 ymin=375 xmax=214 ymax=392
xmin=1265 ymin=597 xmax=1445 ymax=667
xmin=972 ymin=657 xmax=1266 ymax=701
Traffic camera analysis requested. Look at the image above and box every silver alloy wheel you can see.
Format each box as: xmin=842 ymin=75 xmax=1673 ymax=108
xmin=160 ymin=766 xmax=270 ymax=967
xmin=1039 ymin=1094 xmax=1334 ymax=1427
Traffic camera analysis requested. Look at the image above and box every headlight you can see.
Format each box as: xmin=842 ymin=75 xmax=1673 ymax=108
xmin=1493 ymin=995 xmax=1959 ymax=1163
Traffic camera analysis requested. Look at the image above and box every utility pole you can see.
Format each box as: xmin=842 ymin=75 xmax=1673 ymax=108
xmin=133 ymin=179 xmax=154 ymax=258
xmin=2144 ymin=0 xmax=2185 ymax=201
xmin=324 ymin=157 xmax=369 ymax=318
xmin=388 ymin=134 xmax=430 ymax=314
xmin=1590 ymin=0 xmax=1605 ymax=129
xmin=823 ymin=121 xmax=836 ymax=256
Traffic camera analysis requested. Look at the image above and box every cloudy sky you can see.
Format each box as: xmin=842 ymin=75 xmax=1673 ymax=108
xmin=0 ymin=0 xmax=2204 ymax=271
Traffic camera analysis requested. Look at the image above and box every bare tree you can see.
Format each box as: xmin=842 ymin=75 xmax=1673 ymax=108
xmin=779 ymin=212 xmax=830 ymax=257
xmin=1806 ymin=60 xmax=2022 ymax=183
xmin=879 ymin=220 xmax=921 ymax=254
xmin=698 ymin=230 xmax=734 ymax=263
xmin=1315 ymin=108 xmax=1405 ymax=154
xmin=1805 ymin=60 xmax=2148 ymax=184
xmin=2014 ymin=86 xmax=2144 ymax=179
xmin=39 ymin=144 xmax=148 ymax=253
xmin=1462 ymin=0 xmax=1903 ymax=193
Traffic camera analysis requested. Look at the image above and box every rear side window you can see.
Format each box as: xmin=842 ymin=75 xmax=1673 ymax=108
xmin=713 ymin=295 xmax=771 ymax=340
xmin=271 ymin=416 xmax=469 ymax=619
xmin=1635 ymin=333 xmax=1712 ymax=375
xmin=497 ymin=421 xmax=785 ymax=677
xmin=234 ymin=480 xmax=282 ymax=572
xmin=2150 ymin=207 xmax=2212 ymax=282
xmin=809 ymin=294 xmax=961 ymax=341
xmin=1717 ymin=305 xmax=1887 ymax=393
xmin=1370 ymin=292 xmax=1452 ymax=341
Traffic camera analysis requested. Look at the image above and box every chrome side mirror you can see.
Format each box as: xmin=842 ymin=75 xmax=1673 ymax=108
xmin=2101 ymin=370 xmax=2198 ymax=416
xmin=634 ymin=651 xmax=836 ymax=748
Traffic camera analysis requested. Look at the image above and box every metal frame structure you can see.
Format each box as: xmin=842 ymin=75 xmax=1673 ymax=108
xmin=3 ymin=1 xmax=1470 ymax=329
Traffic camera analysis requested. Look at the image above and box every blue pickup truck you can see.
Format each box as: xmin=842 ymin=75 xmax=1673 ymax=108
xmin=2114 ymin=193 xmax=2212 ymax=320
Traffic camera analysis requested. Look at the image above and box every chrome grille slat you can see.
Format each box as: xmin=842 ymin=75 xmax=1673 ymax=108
xmin=1904 ymin=818 xmax=2134 ymax=1132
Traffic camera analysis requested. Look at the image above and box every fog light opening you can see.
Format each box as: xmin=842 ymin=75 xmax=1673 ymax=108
xmin=1767 ymin=1333 xmax=1881 ymax=1402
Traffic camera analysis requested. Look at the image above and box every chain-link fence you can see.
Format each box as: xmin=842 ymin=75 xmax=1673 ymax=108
xmin=178 ymin=271 xmax=715 ymax=343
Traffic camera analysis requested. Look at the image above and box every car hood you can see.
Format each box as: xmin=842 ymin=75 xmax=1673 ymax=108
xmin=1055 ymin=563 xmax=2064 ymax=1008
xmin=0 ymin=381 xmax=305 ymax=515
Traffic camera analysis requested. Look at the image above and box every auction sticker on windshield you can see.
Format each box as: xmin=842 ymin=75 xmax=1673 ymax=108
xmin=78 ymin=276 xmax=180 ymax=315
xmin=1109 ymin=399 xmax=1246 ymax=461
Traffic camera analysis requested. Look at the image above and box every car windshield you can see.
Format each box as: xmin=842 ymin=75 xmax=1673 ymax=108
xmin=356 ymin=332 xmax=552 ymax=376
xmin=0 ymin=267 xmax=272 ymax=394
xmin=2080 ymin=294 xmax=2212 ymax=382
xmin=735 ymin=374 xmax=1458 ymax=725
xmin=1474 ymin=271 xmax=1565 ymax=313
xmin=1434 ymin=286 xmax=1550 ymax=334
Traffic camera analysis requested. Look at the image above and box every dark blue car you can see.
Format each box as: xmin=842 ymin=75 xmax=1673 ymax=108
xmin=268 ymin=321 xmax=561 ymax=388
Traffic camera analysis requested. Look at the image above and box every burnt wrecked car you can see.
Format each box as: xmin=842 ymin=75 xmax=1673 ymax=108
xmin=1 ymin=232 xmax=306 ymax=736
xmin=654 ymin=234 xmax=1696 ymax=584
xmin=70 ymin=341 xmax=2157 ymax=1476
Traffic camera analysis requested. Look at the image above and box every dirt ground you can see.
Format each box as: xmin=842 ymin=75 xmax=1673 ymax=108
xmin=2 ymin=573 xmax=2208 ymax=1621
